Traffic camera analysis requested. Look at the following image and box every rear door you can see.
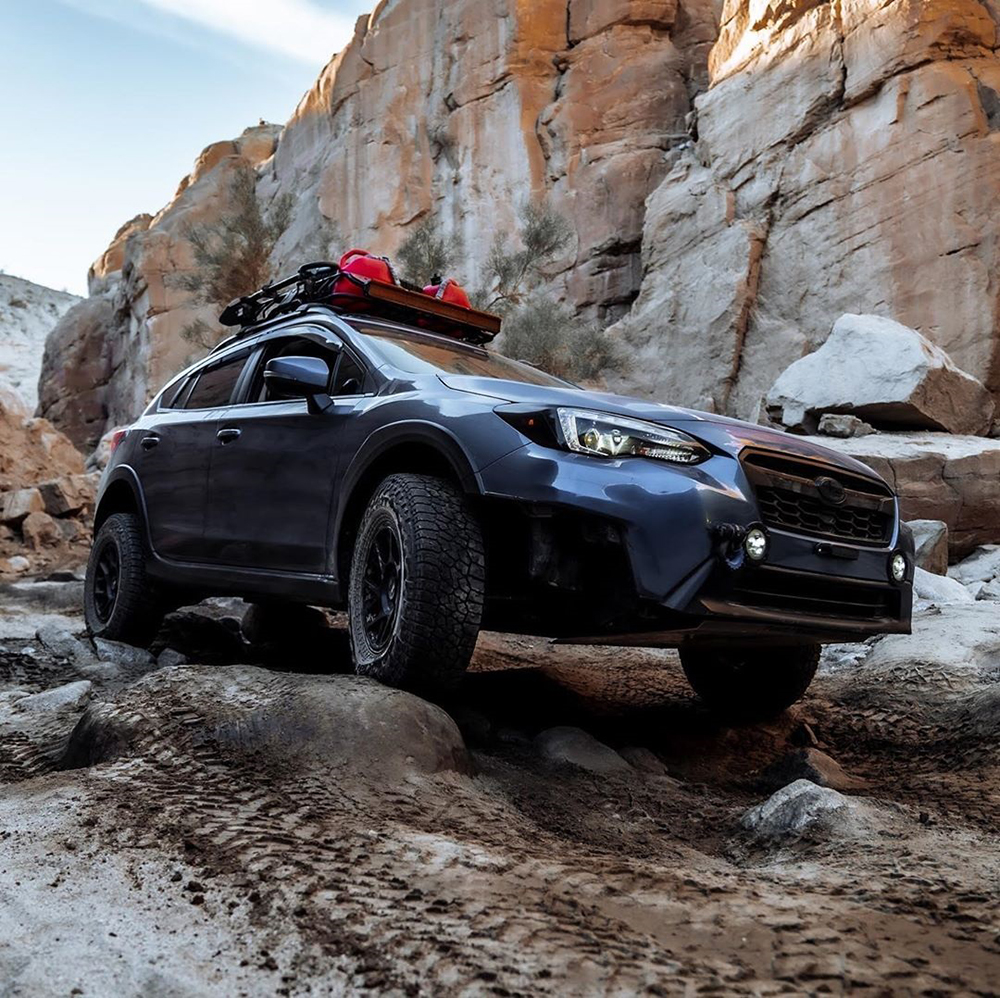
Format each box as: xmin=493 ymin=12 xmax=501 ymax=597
xmin=203 ymin=329 xmax=369 ymax=575
xmin=138 ymin=348 xmax=252 ymax=562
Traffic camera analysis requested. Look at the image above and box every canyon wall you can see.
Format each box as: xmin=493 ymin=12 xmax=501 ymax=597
xmin=0 ymin=276 xmax=79 ymax=410
xmin=37 ymin=0 xmax=1000 ymax=451
xmin=40 ymin=0 xmax=719 ymax=451
xmin=611 ymin=0 xmax=1000 ymax=418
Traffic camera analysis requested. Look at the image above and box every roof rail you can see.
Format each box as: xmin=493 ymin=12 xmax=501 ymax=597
xmin=217 ymin=261 xmax=501 ymax=345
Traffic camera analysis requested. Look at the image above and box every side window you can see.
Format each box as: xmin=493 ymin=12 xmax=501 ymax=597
xmin=161 ymin=376 xmax=194 ymax=410
xmin=332 ymin=351 xmax=365 ymax=396
xmin=183 ymin=353 xmax=249 ymax=410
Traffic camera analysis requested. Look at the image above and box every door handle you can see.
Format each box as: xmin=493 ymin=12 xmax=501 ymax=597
xmin=217 ymin=427 xmax=242 ymax=444
xmin=141 ymin=435 xmax=160 ymax=450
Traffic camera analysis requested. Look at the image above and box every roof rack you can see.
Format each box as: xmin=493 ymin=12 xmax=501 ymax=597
xmin=217 ymin=261 xmax=501 ymax=345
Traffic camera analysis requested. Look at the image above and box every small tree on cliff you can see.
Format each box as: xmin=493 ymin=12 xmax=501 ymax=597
xmin=396 ymin=216 xmax=458 ymax=286
xmin=175 ymin=163 xmax=293 ymax=349
xmin=472 ymin=202 xmax=624 ymax=381
xmin=475 ymin=203 xmax=572 ymax=313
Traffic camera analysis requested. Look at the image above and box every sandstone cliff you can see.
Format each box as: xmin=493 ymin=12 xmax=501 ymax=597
xmin=36 ymin=0 xmax=1000 ymax=450
xmin=38 ymin=0 xmax=719 ymax=451
xmin=611 ymin=0 xmax=1000 ymax=418
xmin=0 ymin=275 xmax=79 ymax=410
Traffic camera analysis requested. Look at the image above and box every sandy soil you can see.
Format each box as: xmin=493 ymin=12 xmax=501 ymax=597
xmin=1 ymin=581 xmax=999 ymax=996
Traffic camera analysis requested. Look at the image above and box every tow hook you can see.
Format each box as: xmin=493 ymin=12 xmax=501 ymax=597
xmin=711 ymin=522 xmax=748 ymax=570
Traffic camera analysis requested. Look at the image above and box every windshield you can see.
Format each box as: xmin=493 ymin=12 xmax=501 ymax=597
xmin=349 ymin=323 xmax=572 ymax=388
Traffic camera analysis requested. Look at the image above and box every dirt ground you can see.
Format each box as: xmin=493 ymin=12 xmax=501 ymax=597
xmin=1 ymin=577 xmax=999 ymax=996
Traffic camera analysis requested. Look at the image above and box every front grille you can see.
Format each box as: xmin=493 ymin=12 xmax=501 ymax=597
xmin=731 ymin=567 xmax=900 ymax=621
xmin=742 ymin=449 xmax=895 ymax=547
xmin=755 ymin=485 xmax=891 ymax=544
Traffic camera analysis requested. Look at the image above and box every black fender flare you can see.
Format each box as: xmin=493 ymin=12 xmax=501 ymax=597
xmin=329 ymin=420 xmax=484 ymax=580
xmin=93 ymin=465 xmax=151 ymax=541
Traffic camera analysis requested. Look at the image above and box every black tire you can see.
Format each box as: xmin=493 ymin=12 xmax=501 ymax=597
xmin=348 ymin=473 xmax=485 ymax=693
xmin=84 ymin=512 xmax=165 ymax=646
xmin=679 ymin=643 xmax=820 ymax=722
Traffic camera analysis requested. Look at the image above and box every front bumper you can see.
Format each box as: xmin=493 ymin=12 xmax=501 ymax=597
xmin=477 ymin=442 xmax=913 ymax=646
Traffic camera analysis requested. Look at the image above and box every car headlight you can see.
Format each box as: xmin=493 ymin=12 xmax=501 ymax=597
xmin=555 ymin=408 xmax=709 ymax=465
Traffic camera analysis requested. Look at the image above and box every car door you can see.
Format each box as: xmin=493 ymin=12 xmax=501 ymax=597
xmin=203 ymin=329 xmax=368 ymax=575
xmin=137 ymin=348 xmax=252 ymax=562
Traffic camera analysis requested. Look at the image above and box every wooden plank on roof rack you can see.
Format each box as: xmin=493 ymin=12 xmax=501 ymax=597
xmin=365 ymin=280 xmax=502 ymax=335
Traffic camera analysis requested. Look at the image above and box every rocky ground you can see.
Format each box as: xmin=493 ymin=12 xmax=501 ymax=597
xmin=1 ymin=561 xmax=999 ymax=996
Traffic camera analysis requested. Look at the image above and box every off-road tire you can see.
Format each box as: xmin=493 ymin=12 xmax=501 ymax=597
xmin=348 ymin=473 xmax=485 ymax=693
xmin=679 ymin=643 xmax=820 ymax=722
xmin=84 ymin=512 xmax=165 ymax=647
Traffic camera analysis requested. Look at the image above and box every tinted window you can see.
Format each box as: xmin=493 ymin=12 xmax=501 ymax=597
xmin=184 ymin=353 xmax=248 ymax=409
xmin=161 ymin=376 xmax=194 ymax=410
xmin=332 ymin=351 xmax=365 ymax=396
xmin=351 ymin=324 xmax=571 ymax=388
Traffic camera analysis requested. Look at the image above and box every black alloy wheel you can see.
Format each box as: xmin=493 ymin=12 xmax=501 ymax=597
xmin=348 ymin=473 xmax=485 ymax=693
xmin=91 ymin=538 xmax=121 ymax=625
xmin=84 ymin=512 xmax=166 ymax=646
xmin=360 ymin=521 xmax=403 ymax=654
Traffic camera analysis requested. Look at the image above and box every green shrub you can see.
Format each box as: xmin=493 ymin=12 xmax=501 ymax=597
xmin=497 ymin=299 xmax=623 ymax=382
xmin=396 ymin=216 xmax=458 ymax=286
xmin=174 ymin=163 xmax=293 ymax=348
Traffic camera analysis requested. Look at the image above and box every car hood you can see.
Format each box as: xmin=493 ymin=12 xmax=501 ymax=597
xmin=440 ymin=376 xmax=890 ymax=484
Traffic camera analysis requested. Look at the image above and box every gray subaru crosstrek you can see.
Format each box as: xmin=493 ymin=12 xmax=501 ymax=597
xmin=85 ymin=263 xmax=913 ymax=719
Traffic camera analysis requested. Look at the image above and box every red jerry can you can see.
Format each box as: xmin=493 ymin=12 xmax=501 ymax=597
xmin=333 ymin=249 xmax=397 ymax=296
xmin=423 ymin=278 xmax=472 ymax=309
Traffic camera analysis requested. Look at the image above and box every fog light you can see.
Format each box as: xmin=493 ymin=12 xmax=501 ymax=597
xmin=745 ymin=527 xmax=768 ymax=562
xmin=890 ymin=552 xmax=907 ymax=583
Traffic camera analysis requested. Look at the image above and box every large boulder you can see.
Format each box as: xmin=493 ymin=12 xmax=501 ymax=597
xmin=766 ymin=314 xmax=994 ymax=435
xmin=808 ymin=432 xmax=1000 ymax=559
xmin=67 ymin=665 xmax=472 ymax=779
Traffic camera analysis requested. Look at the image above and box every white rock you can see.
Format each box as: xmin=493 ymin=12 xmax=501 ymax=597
xmin=913 ymin=567 xmax=974 ymax=606
xmin=535 ymin=726 xmax=632 ymax=775
xmin=35 ymin=623 xmax=95 ymax=665
xmin=949 ymin=545 xmax=1000 ymax=586
xmin=974 ymin=579 xmax=1000 ymax=602
xmin=14 ymin=680 xmax=92 ymax=714
xmin=766 ymin=314 xmax=994 ymax=436
xmin=863 ymin=603 xmax=1000 ymax=689
xmin=2 ymin=556 xmax=30 ymax=574
xmin=741 ymin=780 xmax=854 ymax=840
xmin=907 ymin=519 xmax=949 ymax=576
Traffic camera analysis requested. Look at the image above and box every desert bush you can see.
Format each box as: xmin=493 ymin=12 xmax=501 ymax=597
xmin=498 ymin=299 xmax=623 ymax=382
xmin=174 ymin=163 xmax=293 ymax=349
xmin=397 ymin=217 xmax=458 ymax=286
xmin=475 ymin=203 xmax=572 ymax=313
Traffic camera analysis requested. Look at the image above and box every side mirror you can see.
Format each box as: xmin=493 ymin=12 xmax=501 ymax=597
xmin=263 ymin=356 xmax=330 ymax=411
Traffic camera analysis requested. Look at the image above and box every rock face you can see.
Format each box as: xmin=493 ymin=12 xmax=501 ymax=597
xmin=765 ymin=314 xmax=995 ymax=435
xmin=0 ymin=275 xmax=79 ymax=410
xmin=38 ymin=127 xmax=281 ymax=452
xmin=611 ymin=0 xmax=1000 ymax=419
xmin=812 ymin=432 xmax=1000 ymax=559
xmin=39 ymin=1 xmax=719 ymax=448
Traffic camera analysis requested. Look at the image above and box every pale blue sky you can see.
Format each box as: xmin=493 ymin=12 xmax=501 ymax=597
xmin=0 ymin=0 xmax=372 ymax=296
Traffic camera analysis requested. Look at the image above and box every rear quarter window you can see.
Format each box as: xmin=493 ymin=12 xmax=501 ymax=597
xmin=178 ymin=352 xmax=249 ymax=410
